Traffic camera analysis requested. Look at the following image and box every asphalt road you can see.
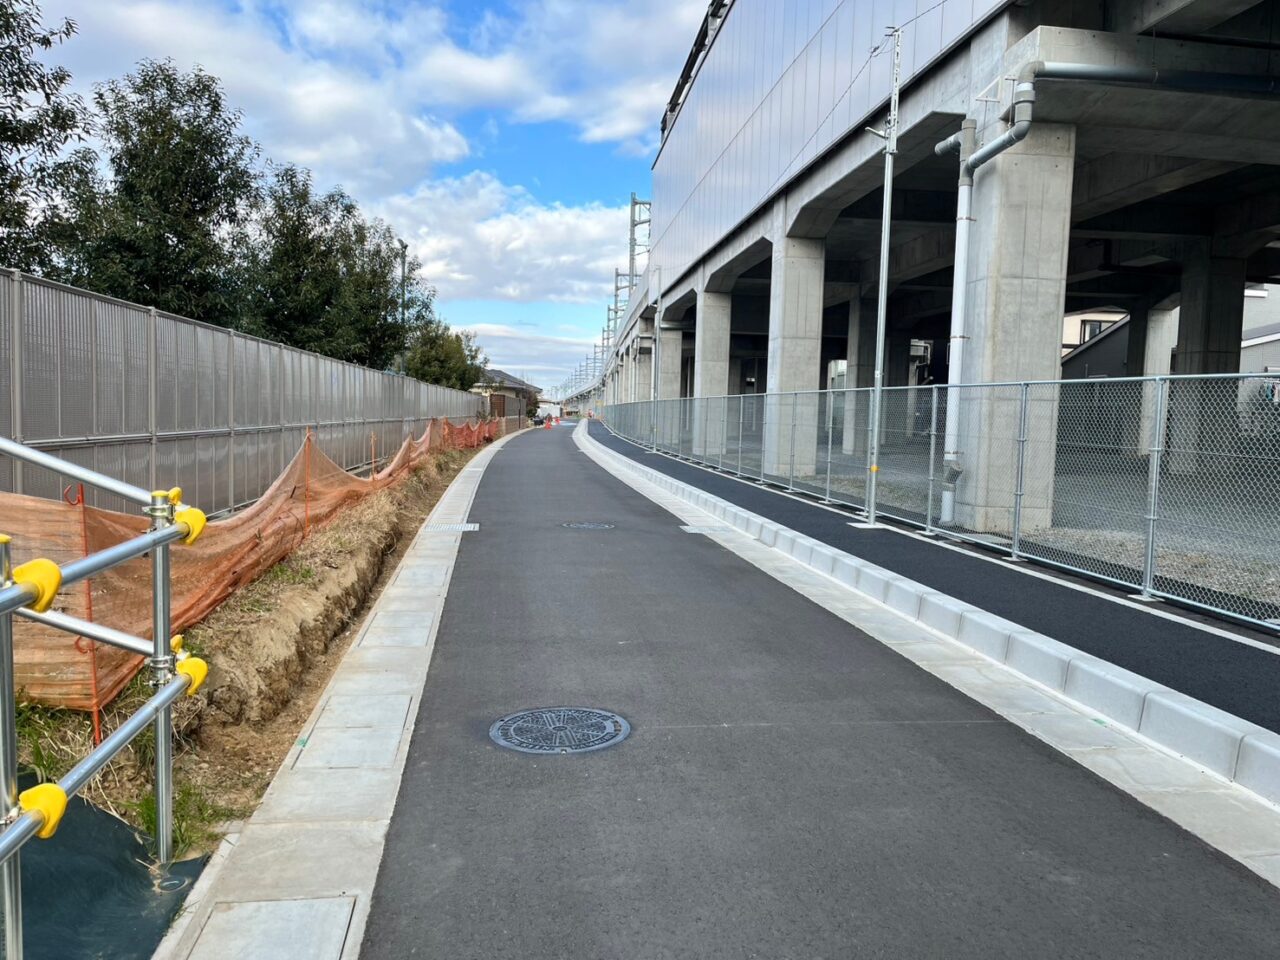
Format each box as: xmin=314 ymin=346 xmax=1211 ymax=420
xmin=361 ymin=423 xmax=1280 ymax=959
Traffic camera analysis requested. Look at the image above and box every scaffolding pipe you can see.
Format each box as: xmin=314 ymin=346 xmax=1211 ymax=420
xmin=0 ymin=673 xmax=190 ymax=868
xmin=15 ymin=608 xmax=155 ymax=657
xmin=0 ymin=436 xmax=152 ymax=507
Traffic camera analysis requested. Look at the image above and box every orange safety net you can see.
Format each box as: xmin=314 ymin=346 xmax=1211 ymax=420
xmin=3 ymin=417 xmax=503 ymax=711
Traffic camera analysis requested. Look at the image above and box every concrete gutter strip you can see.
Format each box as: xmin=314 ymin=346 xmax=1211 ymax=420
xmin=579 ymin=422 xmax=1280 ymax=810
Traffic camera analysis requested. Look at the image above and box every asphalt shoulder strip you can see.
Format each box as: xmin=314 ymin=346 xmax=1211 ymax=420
xmin=360 ymin=423 xmax=1280 ymax=960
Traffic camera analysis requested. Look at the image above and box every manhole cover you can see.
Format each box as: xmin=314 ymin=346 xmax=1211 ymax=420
xmin=562 ymin=521 xmax=614 ymax=530
xmin=490 ymin=707 xmax=631 ymax=755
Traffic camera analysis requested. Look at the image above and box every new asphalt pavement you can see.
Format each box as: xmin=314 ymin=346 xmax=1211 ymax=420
xmin=361 ymin=422 xmax=1280 ymax=959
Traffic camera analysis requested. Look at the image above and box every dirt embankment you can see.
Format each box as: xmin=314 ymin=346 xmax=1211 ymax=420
xmin=18 ymin=445 xmax=480 ymax=853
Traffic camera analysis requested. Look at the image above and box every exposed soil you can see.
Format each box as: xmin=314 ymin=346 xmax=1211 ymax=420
xmin=17 ymin=445 xmax=482 ymax=856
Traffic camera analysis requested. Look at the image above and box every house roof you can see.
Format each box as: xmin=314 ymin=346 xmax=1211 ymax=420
xmin=476 ymin=368 xmax=541 ymax=393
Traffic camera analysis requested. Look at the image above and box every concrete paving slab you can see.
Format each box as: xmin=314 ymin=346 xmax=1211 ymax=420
xmin=359 ymin=611 xmax=435 ymax=647
xmin=212 ymin=821 xmax=387 ymax=902
xmin=187 ymin=897 xmax=354 ymax=960
xmin=296 ymin=715 xmax=408 ymax=769
xmin=1069 ymin=746 xmax=1235 ymax=794
xmin=253 ymin=769 xmax=403 ymax=823
xmin=315 ymin=694 xmax=411 ymax=729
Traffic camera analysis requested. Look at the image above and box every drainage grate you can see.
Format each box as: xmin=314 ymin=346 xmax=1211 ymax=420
xmin=490 ymin=707 xmax=631 ymax=755
xmin=423 ymin=523 xmax=479 ymax=532
xmin=562 ymin=521 xmax=614 ymax=530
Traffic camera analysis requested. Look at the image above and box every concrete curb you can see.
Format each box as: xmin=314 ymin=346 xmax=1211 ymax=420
xmin=583 ymin=424 xmax=1280 ymax=809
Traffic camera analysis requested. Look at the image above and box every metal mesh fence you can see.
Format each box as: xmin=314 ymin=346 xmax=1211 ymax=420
xmin=2 ymin=271 xmax=485 ymax=515
xmin=605 ymin=372 xmax=1280 ymax=631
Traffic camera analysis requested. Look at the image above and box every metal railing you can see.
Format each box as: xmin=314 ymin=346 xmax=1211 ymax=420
xmin=0 ymin=438 xmax=209 ymax=959
xmin=605 ymin=373 xmax=1280 ymax=632
xmin=2 ymin=270 xmax=485 ymax=515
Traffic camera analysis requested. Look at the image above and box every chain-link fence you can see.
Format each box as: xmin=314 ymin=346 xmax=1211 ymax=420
xmin=604 ymin=373 xmax=1280 ymax=631
xmin=1 ymin=271 xmax=486 ymax=515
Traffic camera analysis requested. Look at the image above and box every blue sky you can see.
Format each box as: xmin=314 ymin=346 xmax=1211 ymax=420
xmin=48 ymin=0 xmax=707 ymax=387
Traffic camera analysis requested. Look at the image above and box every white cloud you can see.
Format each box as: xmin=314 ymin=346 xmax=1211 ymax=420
xmin=456 ymin=324 xmax=599 ymax=390
xmin=375 ymin=172 xmax=629 ymax=304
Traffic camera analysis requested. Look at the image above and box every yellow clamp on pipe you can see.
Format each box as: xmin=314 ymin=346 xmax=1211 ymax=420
xmin=176 ymin=656 xmax=209 ymax=696
xmin=11 ymin=558 xmax=62 ymax=612
xmin=171 ymin=634 xmax=184 ymax=653
xmin=18 ymin=783 xmax=68 ymax=839
xmin=174 ymin=506 xmax=207 ymax=545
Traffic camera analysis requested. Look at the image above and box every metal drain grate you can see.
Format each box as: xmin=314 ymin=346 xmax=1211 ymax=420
xmin=562 ymin=521 xmax=614 ymax=530
xmin=490 ymin=707 xmax=630 ymax=755
xmin=423 ymin=523 xmax=479 ymax=532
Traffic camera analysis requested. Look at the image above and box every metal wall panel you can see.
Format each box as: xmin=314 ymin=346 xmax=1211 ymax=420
xmin=651 ymin=0 xmax=1010 ymax=285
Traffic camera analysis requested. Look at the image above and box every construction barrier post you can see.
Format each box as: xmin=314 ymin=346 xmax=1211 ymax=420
xmin=147 ymin=491 xmax=176 ymax=865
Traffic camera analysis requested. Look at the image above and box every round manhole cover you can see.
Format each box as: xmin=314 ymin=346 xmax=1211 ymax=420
xmin=490 ymin=707 xmax=631 ymax=755
xmin=562 ymin=521 xmax=614 ymax=530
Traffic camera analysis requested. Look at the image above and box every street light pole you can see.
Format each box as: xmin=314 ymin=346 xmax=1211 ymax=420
xmin=866 ymin=26 xmax=902 ymax=525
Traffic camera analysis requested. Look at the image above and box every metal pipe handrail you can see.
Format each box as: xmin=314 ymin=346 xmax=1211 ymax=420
xmin=16 ymin=608 xmax=154 ymax=657
xmin=0 ymin=673 xmax=190 ymax=867
xmin=0 ymin=436 xmax=152 ymax=506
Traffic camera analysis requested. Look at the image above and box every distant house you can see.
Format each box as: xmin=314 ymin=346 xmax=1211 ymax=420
xmin=472 ymin=369 xmax=540 ymax=419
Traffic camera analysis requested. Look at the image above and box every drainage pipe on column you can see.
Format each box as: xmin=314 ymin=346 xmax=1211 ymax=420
xmin=932 ymin=60 xmax=1280 ymax=524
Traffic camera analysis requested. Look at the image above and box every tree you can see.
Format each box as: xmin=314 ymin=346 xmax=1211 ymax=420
xmin=63 ymin=59 xmax=260 ymax=326
xmin=404 ymin=314 xmax=487 ymax=391
xmin=241 ymin=164 xmax=414 ymax=369
xmin=0 ymin=2 xmax=95 ymax=273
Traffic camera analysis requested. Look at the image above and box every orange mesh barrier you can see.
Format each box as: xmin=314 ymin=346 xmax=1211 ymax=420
xmin=3 ymin=417 xmax=502 ymax=710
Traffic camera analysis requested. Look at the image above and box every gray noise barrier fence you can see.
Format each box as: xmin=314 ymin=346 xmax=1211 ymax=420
xmin=1 ymin=270 xmax=486 ymax=515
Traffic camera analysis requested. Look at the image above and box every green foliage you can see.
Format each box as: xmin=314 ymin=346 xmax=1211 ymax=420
xmin=241 ymin=165 xmax=412 ymax=369
xmin=60 ymin=58 xmax=260 ymax=327
xmin=404 ymin=316 xmax=487 ymax=390
xmin=1 ymin=4 xmax=489 ymax=386
xmin=0 ymin=3 xmax=95 ymax=273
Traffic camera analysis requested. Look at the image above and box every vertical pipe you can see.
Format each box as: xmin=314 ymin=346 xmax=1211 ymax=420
xmin=9 ymin=271 xmax=24 ymax=496
xmin=149 ymin=492 xmax=174 ymax=865
xmin=147 ymin=307 xmax=158 ymax=492
xmin=925 ymin=385 xmax=938 ymax=534
xmin=1011 ymin=383 xmax=1030 ymax=559
xmin=824 ymin=390 xmax=835 ymax=502
xmin=0 ymin=538 xmax=23 ymax=960
xmin=941 ymin=119 xmax=976 ymax=526
xmin=227 ymin=332 xmax=236 ymax=511
xmin=1141 ymin=377 xmax=1169 ymax=598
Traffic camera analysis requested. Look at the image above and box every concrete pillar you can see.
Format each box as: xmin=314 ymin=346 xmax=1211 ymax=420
xmin=1168 ymin=253 xmax=1245 ymax=472
xmin=763 ymin=236 xmax=824 ymax=478
xmin=841 ymin=293 xmax=873 ymax=457
xmin=1176 ymin=253 xmax=1245 ymax=374
xmin=693 ymin=289 xmax=732 ymax=456
xmin=953 ymin=122 xmax=1076 ymax=535
xmin=1132 ymin=307 xmax=1179 ymax=456
xmin=635 ymin=346 xmax=653 ymax=403
xmin=656 ymin=326 xmax=683 ymax=400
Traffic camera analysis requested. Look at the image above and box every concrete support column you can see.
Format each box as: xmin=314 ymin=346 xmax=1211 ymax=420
xmin=657 ymin=326 xmax=683 ymax=400
xmin=635 ymin=346 xmax=653 ymax=404
xmin=764 ymin=236 xmax=824 ymax=478
xmin=841 ymin=292 xmax=873 ymax=457
xmin=1169 ymin=253 xmax=1245 ymax=472
xmin=953 ymin=122 xmax=1076 ymax=535
xmin=1176 ymin=254 xmax=1245 ymax=374
xmin=693 ymin=289 xmax=732 ymax=457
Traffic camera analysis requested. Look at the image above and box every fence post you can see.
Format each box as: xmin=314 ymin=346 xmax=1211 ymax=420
xmin=823 ymin=391 xmax=835 ymax=502
xmin=1141 ymin=377 xmax=1169 ymax=599
xmin=925 ymin=385 xmax=938 ymax=535
xmin=146 ymin=492 xmax=175 ymax=865
xmin=0 ymin=537 xmax=23 ymax=959
xmin=737 ymin=398 xmax=745 ymax=476
xmin=786 ymin=395 xmax=798 ymax=489
xmin=700 ymin=398 xmax=709 ymax=463
xmin=719 ymin=398 xmax=728 ymax=470
xmin=227 ymin=332 xmax=236 ymax=510
xmin=9 ymin=271 xmax=23 ymax=496
xmin=147 ymin=307 xmax=158 ymax=492
xmin=1011 ymin=383 xmax=1030 ymax=560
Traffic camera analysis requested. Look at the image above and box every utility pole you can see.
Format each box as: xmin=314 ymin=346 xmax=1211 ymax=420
xmin=397 ymin=240 xmax=408 ymax=374
xmin=865 ymin=26 xmax=902 ymax=525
